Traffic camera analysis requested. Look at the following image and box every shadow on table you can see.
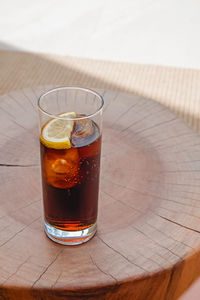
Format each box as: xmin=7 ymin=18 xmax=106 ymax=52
xmin=0 ymin=46 xmax=200 ymax=300
xmin=0 ymin=45 xmax=125 ymax=95
xmin=0 ymin=41 xmax=21 ymax=51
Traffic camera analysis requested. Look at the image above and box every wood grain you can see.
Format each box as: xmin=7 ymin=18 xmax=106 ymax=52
xmin=1 ymin=87 xmax=200 ymax=299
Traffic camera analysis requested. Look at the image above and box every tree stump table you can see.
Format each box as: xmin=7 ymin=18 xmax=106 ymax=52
xmin=1 ymin=87 xmax=200 ymax=300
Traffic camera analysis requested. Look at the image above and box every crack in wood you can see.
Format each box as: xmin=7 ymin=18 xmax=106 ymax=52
xmin=30 ymin=87 xmax=40 ymax=100
xmin=0 ymin=199 xmax=41 ymax=221
xmin=135 ymin=131 xmax=195 ymax=145
xmin=0 ymin=106 xmax=35 ymax=137
xmin=97 ymin=235 xmax=148 ymax=273
xmin=121 ymin=108 xmax=173 ymax=134
xmin=149 ymin=180 xmax=200 ymax=189
xmin=158 ymin=215 xmax=200 ymax=234
xmin=132 ymin=226 xmax=181 ymax=260
xmin=7 ymin=94 xmax=29 ymax=113
xmin=21 ymin=89 xmax=37 ymax=112
xmin=159 ymin=143 xmax=200 ymax=153
xmin=154 ymin=185 xmax=200 ymax=197
xmin=159 ymin=205 xmax=200 ymax=220
xmin=0 ymin=163 xmax=39 ymax=168
xmin=2 ymin=256 xmax=31 ymax=286
xmin=110 ymin=102 xmax=141 ymax=128
xmin=32 ymin=249 xmax=63 ymax=287
xmin=161 ymin=197 xmax=200 ymax=210
xmin=146 ymin=222 xmax=194 ymax=251
xmin=128 ymin=176 xmax=200 ymax=197
xmin=51 ymin=271 xmax=63 ymax=289
xmin=102 ymin=177 xmax=200 ymax=240
xmin=134 ymin=117 xmax=178 ymax=136
xmin=0 ymin=106 xmax=16 ymax=119
xmin=103 ymin=91 xmax=118 ymax=112
xmin=102 ymin=190 xmax=143 ymax=214
xmin=159 ymin=169 xmax=200 ymax=173
xmin=164 ymin=159 xmax=200 ymax=164
xmin=102 ymin=177 xmax=165 ymax=203
xmin=102 ymin=176 xmax=147 ymax=195
xmin=89 ymin=255 xmax=118 ymax=282
xmin=118 ymin=101 xmax=158 ymax=132
xmin=0 ymin=216 xmax=41 ymax=248
xmin=156 ymin=139 xmax=200 ymax=150
xmin=0 ymin=131 xmax=23 ymax=143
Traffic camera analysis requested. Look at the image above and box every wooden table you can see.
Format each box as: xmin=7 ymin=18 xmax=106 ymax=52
xmin=1 ymin=87 xmax=200 ymax=300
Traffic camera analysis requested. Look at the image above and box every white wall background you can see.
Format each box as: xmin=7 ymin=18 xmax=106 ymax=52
xmin=0 ymin=0 xmax=200 ymax=69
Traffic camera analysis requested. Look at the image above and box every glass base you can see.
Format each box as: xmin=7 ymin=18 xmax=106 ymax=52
xmin=44 ymin=221 xmax=97 ymax=245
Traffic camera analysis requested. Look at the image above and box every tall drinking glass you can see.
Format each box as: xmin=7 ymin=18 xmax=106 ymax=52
xmin=38 ymin=87 xmax=104 ymax=245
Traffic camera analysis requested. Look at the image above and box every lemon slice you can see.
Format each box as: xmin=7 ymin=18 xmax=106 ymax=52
xmin=40 ymin=112 xmax=76 ymax=149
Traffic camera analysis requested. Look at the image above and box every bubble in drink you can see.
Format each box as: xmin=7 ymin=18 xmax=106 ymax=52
xmin=44 ymin=147 xmax=79 ymax=189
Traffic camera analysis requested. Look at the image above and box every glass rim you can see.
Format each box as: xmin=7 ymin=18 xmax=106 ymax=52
xmin=37 ymin=86 xmax=104 ymax=120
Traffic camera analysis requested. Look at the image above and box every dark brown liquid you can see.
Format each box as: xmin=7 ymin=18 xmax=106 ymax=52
xmin=40 ymin=121 xmax=101 ymax=231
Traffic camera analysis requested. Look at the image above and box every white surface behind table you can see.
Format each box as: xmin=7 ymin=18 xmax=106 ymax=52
xmin=0 ymin=0 xmax=200 ymax=69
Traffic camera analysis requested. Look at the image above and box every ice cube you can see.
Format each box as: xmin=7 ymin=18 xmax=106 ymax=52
xmin=71 ymin=119 xmax=97 ymax=148
xmin=52 ymin=159 xmax=69 ymax=174
xmin=74 ymin=119 xmax=94 ymax=137
xmin=44 ymin=148 xmax=80 ymax=189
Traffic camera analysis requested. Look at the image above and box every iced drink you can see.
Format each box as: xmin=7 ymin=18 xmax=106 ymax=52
xmin=40 ymin=117 xmax=101 ymax=231
xmin=38 ymin=87 xmax=104 ymax=245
